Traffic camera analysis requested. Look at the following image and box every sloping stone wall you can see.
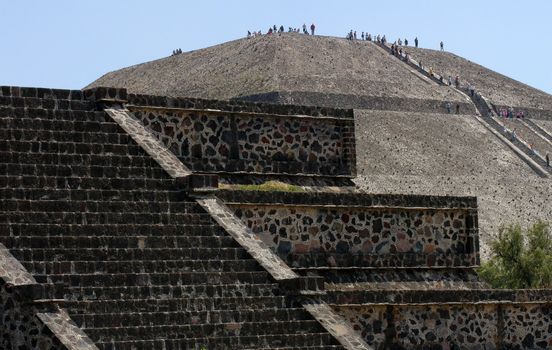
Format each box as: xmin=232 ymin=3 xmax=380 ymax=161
xmin=130 ymin=107 xmax=356 ymax=177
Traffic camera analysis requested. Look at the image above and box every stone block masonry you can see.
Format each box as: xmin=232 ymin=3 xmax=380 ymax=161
xmin=0 ymin=244 xmax=98 ymax=350
xmin=128 ymin=105 xmax=356 ymax=178
xmin=335 ymin=301 xmax=552 ymax=349
xmin=217 ymin=191 xmax=479 ymax=268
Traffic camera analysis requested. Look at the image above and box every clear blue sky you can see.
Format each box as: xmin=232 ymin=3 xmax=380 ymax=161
xmin=1 ymin=0 xmax=550 ymax=94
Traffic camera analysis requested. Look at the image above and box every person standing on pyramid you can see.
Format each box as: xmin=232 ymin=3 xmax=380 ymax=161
xmin=415 ymin=37 xmax=419 ymax=47
xmin=310 ymin=23 xmax=315 ymax=35
xmin=440 ymin=41 xmax=444 ymax=51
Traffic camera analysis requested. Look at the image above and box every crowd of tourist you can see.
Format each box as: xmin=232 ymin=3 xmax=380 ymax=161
xmin=247 ymin=23 xmax=315 ymax=38
xmin=498 ymin=107 xmax=525 ymax=119
xmin=345 ymin=32 xmax=423 ymax=48
xmin=171 ymin=48 xmax=183 ymax=56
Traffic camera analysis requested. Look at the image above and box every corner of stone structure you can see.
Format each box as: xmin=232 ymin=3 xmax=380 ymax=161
xmin=0 ymin=244 xmax=98 ymax=350
xmin=37 ymin=311 xmax=99 ymax=350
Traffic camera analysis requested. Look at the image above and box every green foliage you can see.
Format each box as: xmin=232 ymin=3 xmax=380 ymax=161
xmin=477 ymin=221 xmax=552 ymax=289
xmin=220 ymin=180 xmax=304 ymax=192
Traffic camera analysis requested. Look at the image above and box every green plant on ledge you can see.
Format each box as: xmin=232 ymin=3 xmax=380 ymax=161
xmin=477 ymin=221 xmax=552 ymax=289
xmin=219 ymin=180 xmax=304 ymax=192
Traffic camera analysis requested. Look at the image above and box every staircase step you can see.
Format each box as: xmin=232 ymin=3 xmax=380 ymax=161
xmin=246 ymin=347 xmax=345 ymax=350
xmin=0 ymin=140 xmax=144 ymax=156
xmin=10 ymin=247 xmax=249 ymax=261
xmin=1 ymin=211 xmax=214 ymax=225
xmin=94 ymin=332 xmax=339 ymax=350
xmin=0 ymin=118 xmax=119 ymax=133
xmin=0 ymin=107 xmax=107 ymax=122
xmin=0 ymin=152 xmax=160 ymax=168
xmin=3 ymin=235 xmax=238 ymax=249
xmin=42 ymin=271 xmax=270 ymax=287
xmin=0 ymin=129 xmax=132 ymax=144
xmin=0 ymin=163 xmax=168 ymax=179
xmin=481 ymin=115 xmax=551 ymax=174
xmin=0 ymin=86 xmax=85 ymax=100
xmin=0 ymin=176 xmax=179 ymax=191
xmin=0 ymin=96 xmax=92 ymax=110
xmin=0 ymin=188 xmax=189 ymax=202
xmin=2 ymin=223 xmax=225 ymax=237
xmin=23 ymin=259 xmax=259 ymax=275
xmin=1 ymin=200 xmax=203 ymax=214
xmin=66 ymin=283 xmax=281 ymax=301
xmin=83 ymin=320 xmax=324 ymax=342
xmin=66 ymin=296 xmax=286 ymax=313
xmin=72 ymin=308 xmax=310 ymax=328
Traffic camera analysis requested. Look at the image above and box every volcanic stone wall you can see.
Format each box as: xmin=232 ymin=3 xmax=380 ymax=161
xmin=216 ymin=191 xmax=479 ymax=268
xmin=336 ymin=302 xmax=552 ymax=349
xmin=0 ymin=283 xmax=62 ymax=349
xmin=129 ymin=105 xmax=356 ymax=177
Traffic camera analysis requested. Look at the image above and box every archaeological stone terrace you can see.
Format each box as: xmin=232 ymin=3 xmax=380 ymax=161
xmin=1 ymin=32 xmax=552 ymax=349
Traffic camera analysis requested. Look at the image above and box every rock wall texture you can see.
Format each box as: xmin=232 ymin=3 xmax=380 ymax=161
xmin=218 ymin=191 xmax=478 ymax=268
xmin=130 ymin=107 xmax=356 ymax=177
xmin=336 ymin=302 xmax=552 ymax=349
xmin=404 ymin=47 xmax=552 ymax=113
xmin=353 ymin=109 xmax=552 ymax=258
xmin=0 ymin=284 xmax=64 ymax=350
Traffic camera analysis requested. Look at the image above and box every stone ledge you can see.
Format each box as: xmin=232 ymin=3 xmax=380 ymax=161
xmin=215 ymin=190 xmax=478 ymax=209
xmin=325 ymin=288 xmax=552 ymax=305
xmin=127 ymin=104 xmax=355 ymax=121
xmin=0 ymin=86 xmax=84 ymax=100
xmin=128 ymin=93 xmax=353 ymax=118
xmin=238 ymin=90 xmax=475 ymax=115
xmin=82 ymin=87 xmax=127 ymax=103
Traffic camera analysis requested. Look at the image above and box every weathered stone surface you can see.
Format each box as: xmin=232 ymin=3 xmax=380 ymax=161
xmin=0 ymin=248 xmax=98 ymax=350
xmin=303 ymin=302 xmax=373 ymax=350
xmin=196 ymin=197 xmax=298 ymax=281
xmin=0 ymin=243 xmax=36 ymax=285
xmin=335 ymin=302 xmax=552 ymax=349
xmin=38 ymin=311 xmax=98 ymax=350
xmin=219 ymin=190 xmax=479 ymax=268
xmin=130 ymin=107 xmax=356 ymax=177
xmin=353 ymin=109 xmax=552 ymax=258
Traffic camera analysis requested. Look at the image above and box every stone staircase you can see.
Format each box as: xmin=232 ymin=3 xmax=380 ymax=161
xmin=376 ymin=42 xmax=552 ymax=176
xmin=468 ymin=93 xmax=552 ymax=175
xmin=0 ymin=87 xmax=344 ymax=350
xmin=525 ymin=118 xmax=552 ymax=144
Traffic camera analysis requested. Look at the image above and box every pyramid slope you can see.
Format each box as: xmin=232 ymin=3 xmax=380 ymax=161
xmin=88 ymin=34 xmax=465 ymax=106
xmin=406 ymin=47 xmax=552 ymax=112
xmin=354 ymin=109 xmax=552 ymax=258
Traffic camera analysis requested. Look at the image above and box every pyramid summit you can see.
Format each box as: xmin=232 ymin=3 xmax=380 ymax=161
xmin=88 ymin=32 xmax=552 ymax=115
xmin=88 ymin=33 xmax=469 ymax=112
